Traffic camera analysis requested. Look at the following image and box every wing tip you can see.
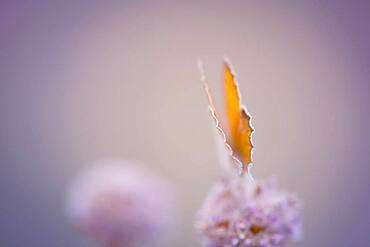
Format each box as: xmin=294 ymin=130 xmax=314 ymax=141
xmin=222 ymin=57 xmax=237 ymax=76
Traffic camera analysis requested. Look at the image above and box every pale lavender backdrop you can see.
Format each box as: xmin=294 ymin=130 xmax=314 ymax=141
xmin=1 ymin=1 xmax=369 ymax=246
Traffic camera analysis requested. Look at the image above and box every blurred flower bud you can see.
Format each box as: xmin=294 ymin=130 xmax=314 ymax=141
xmin=67 ymin=160 xmax=175 ymax=247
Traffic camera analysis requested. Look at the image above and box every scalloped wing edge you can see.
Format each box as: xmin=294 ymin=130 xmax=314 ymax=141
xmin=223 ymin=58 xmax=255 ymax=166
xmin=198 ymin=61 xmax=248 ymax=176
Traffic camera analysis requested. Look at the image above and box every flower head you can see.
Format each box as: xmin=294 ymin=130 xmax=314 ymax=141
xmin=67 ymin=160 xmax=175 ymax=247
xmin=196 ymin=177 xmax=302 ymax=247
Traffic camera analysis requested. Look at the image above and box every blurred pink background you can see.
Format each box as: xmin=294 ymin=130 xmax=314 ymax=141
xmin=1 ymin=1 xmax=369 ymax=246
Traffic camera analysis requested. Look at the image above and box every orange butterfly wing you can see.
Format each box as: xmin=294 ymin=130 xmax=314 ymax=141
xmin=224 ymin=62 xmax=241 ymax=144
xmin=199 ymin=60 xmax=254 ymax=175
xmin=224 ymin=62 xmax=254 ymax=166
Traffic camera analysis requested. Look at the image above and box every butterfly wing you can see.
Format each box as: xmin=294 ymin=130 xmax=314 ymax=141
xmin=224 ymin=62 xmax=242 ymax=145
xmin=224 ymin=61 xmax=254 ymax=166
xmin=199 ymin=61 xmax=244 ymax=173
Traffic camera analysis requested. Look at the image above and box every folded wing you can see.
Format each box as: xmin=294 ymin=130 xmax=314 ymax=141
xmin=224 ymin=62 xmax=254 ymax=166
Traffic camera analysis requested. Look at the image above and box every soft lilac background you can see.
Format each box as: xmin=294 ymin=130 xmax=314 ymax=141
xmin=1 ymin=1 xmax=369 ymax=246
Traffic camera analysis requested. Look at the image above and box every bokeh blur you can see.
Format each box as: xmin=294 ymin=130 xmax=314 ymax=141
xmin=1 ymin=1 xmax=370 ymax=246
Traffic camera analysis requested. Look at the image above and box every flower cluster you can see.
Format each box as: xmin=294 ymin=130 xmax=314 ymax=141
xmin=196 ymin=177 xmax=302 ymax=247
xmin=67 ymin=160 xmax=175 ymax=247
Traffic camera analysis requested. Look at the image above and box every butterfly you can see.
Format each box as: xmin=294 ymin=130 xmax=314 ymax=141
xmin=199 ymin=59 xmax=254 ymax=176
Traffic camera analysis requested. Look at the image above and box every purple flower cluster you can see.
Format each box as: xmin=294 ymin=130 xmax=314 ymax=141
xmin=196 ymin=177 xmax=302 ymax=247
xmin=67 ymin=160 xmax=175 ymax=247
